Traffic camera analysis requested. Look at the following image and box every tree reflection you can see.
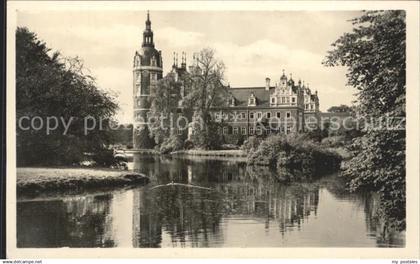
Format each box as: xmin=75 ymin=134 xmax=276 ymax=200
xmin=17 ymin=194 xmax=114 ymax=247
xmin=16 ymin=155 xmax=405 ymax=248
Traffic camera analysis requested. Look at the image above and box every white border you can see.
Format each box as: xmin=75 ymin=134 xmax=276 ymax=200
xmin=6 ymin=1 xmax=420 ymax=259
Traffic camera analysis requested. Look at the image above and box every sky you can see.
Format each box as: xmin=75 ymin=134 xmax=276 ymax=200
xmin=17 ymin=10 xmax=360 ymax=123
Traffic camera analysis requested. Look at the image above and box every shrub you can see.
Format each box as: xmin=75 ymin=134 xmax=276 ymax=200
xmin=321 ymin=136 xmax=346 ymax=148
xmin=223 ymin=133 xmax=245 ymax=146
xmin=247 ymin=134 xmax=342 ymax=177
xmin=92 ymin=149 xmax=115 ymax=167
xmin=160 ymin=135 xmax=184 ymax=154
xmin=240 ymin=136 xmax=262 ymax=154
xmin=184 ymin=139 xmax=194 ymax=150
xmin=247 ymin=135 xmax=290 ymax=166
xmin=190 ymin=119 xmax=223 ymax=150
xmin=220 ymin=144 xmax=239 ymax=150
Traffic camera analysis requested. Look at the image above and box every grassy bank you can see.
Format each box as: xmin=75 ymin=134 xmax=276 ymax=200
xmin=17 ymin=167 xmax=149 ymax=197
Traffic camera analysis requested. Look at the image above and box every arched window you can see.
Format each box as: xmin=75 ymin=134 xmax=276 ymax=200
xmin=136 ymin=72 xmax=141 ymax=83
xmin=134 ymin=55 xmax=140 ymax=67
xmin=270 ymin=96 xmax=276 ymax=105
xmin=136 ymin=84 xmax=141 ymax=96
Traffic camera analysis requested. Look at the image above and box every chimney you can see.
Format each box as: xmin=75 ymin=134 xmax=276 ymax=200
xmin=265 ymin=77 xmax=271 ymax=91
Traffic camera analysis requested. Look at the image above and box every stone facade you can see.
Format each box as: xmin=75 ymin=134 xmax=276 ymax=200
xmin=132 ymin=12 xmax=163 ymax=149
xmin=212 ymin=72 xmax=320 ymax=139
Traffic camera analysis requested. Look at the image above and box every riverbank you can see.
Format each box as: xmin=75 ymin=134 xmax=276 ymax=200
xmin=124 ymin=149 xmax=160 ymax=155
xmin=17 ymin=167 xmax=149 ymax=197
xmin=171 ymin=149 xmax=246 ymax=157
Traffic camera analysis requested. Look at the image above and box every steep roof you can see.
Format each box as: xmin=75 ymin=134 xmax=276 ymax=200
xmin=228 ymin=86 xmax=301 ymax=107
xmin=136 ymin=48 xmax=162 ymax=67
xmin=229 ymin=87 xmax=275 ymax=107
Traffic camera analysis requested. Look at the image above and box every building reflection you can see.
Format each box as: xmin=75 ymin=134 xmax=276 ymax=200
xmin=16 ymin=154 xmax=404 ymax=248
xmin=130 ymin=155 xmax=320 ymax=247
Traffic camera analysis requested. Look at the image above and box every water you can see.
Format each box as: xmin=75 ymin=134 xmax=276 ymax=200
xmin=17 ymin=154 xmax=405 ymax=248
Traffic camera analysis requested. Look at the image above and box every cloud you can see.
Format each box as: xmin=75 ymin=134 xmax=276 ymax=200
xmin=212 ymin=39 xmax=325 ymax=85
xmin=156 ymin=27 xmax=205 ymax=47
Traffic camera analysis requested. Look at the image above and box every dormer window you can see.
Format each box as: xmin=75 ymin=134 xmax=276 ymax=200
xmin=248 ymin=93 xmax=256 ymax=106
xmin=229 ymin=96 xmax=235 ymax=107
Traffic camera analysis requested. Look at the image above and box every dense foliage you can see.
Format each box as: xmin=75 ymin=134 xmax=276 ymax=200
xmin=108 ymin=124 xmax=133 ymax=148
xmin=246 ymin=134 xmax=342 ymax=181
xmin=324 ymin=11 xmax=406 ymax=230
xmin=241 ymin=136 xmax=262 ymax=154
xmin=159 ymin=134 xmax=184 ymax=154
xmin=327 ymin=104 xmax=353 ymax=113
xmin=16 ymin=27 xmax=118 ymax=166
xmin=148 ymin=73 xmax=183 ymax=145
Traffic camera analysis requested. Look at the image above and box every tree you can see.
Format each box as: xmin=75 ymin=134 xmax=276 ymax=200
xmin=148 ymin=73 xmax=182 ymax=145
xmin=327 ymin=104 xmax=353 ymax=113
xmin=109 ymin=123 xmax=133 ymax=147
xmin=323 ymin=11 xmax=406 ymax=230
xmin=147 ymin=73 xmax=186 ymax=153
xmin=16 ymin=27 xmax=118 ymax=166
xmin=182 ymin=48 xmax=229 ymax=149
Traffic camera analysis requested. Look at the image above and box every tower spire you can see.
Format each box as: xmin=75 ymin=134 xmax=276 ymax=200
xmin=146 ymin=10 xmax=151 ymax=29
xmin=142 ymin=11 xmax=154 ymax=48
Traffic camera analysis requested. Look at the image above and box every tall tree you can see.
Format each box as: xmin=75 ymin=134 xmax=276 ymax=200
xmin=16 ymin=27 xmax=118 ymax=166
xmin=182 ymin=48 xmax=229 ymax=149
xmin=324 ymin=11 xmax=406 ymax=230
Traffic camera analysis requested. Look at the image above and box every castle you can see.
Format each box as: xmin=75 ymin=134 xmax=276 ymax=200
xmin=133 ymin=12 xmax=320 ymax=149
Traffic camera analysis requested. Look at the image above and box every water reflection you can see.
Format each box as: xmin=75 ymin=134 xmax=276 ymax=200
xmin=17 ymin=154 xmax=405 ymax=248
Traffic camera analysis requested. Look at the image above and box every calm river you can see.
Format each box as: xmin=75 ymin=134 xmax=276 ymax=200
xmin=17 ymin=154 xmax=405 ymax=247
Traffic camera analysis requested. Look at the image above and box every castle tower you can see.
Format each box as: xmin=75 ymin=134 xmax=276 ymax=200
xmin=132 ymin=11 xmax=163 ymax=149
